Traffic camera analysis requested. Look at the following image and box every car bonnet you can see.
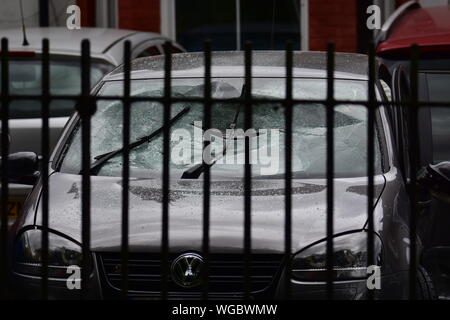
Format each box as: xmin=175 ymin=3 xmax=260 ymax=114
xmin=35 ymin=173 xmax=385 ymax=254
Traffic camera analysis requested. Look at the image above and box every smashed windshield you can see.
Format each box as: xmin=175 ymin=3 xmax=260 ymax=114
xmin=60 ymin=78 xmax=382 ymax=179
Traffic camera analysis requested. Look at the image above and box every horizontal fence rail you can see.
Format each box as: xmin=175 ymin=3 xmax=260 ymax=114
xmin=0 ymin=37 xmax=447 ymax=300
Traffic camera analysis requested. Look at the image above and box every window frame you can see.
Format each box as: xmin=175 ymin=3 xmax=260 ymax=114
xmin=161 ymin=0 xmax=309 ymax=50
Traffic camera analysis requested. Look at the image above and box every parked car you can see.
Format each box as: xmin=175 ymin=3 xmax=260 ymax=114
xmin=6 ymin=51 xmax=439 ymax=299
xmin=0 ymin=27 xmax=184 ymax=222
xmin=376 ymin=1 xmax=450 ymax=299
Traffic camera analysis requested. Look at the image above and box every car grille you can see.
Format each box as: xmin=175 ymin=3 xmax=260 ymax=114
xmin=98 ymin=252 xmax=284 ymax=299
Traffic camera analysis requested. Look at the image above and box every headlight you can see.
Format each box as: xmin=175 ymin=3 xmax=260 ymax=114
xmin=291 ymin=231 xmax=382 ymax=281
xmin=14 ymin=229 xmax=88 ymax=278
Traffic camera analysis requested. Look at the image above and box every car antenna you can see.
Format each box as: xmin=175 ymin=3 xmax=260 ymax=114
xmin=19 ymin=0 xmax=29 ymax=46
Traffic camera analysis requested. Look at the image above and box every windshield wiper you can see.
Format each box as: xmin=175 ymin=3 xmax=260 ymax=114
xmin=181 ymin=85 xmax=246 ymax=179
xmin=86 ymin=106 xmax=190 ymax=175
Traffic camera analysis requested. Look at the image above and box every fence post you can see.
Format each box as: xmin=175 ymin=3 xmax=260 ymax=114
xmin=284 ymin=41 xmax=293 ymax=300
xmin=202 ymin=40 xmax=212 ymax=300
xmin=0 ymin=38 xmax=9 ymax=299
xmin=161 ymin=41 xmax=173 ymax=300
xmin=121 ymin=40 xmax=132 ymax=299
xmin=41 ymin=38 xmax=50 ymax=300
xmin=367 ymin=42 xmax=376 ymax=301
xmin=243 ymin=42 xmax=253 ymax=300
xmin=79 ymin=39 xmax=92 ymax=299
xmin=326 ymin=42 xmax=335 ymax=300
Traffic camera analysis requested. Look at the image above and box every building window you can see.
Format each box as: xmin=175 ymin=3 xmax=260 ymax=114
xmin=175 ymin=0 xmax=302 ymax=51
xmin=240 ymin=0 xmax=301 ymax=50
xmin=176 ymin=0 xmax=236 ymax=51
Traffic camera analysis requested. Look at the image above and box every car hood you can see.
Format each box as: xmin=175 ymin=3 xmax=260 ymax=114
xmin=36 ymin=173 xmax=385 ymax=254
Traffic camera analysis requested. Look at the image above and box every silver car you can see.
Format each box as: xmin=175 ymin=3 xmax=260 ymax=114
xmin=7 ymin=51 xmax=436 ymax=299
xmin=0 ymin=27 xmax=183 ymax=220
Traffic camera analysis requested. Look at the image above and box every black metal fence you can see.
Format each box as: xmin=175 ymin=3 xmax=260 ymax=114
xmin=0 ymin=38 xmax=447 ymax=300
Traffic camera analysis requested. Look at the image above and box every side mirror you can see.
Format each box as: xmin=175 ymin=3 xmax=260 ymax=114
xmin=417 ymin=161 xmax=450 ymax=203
xmin=4 ymin=152 xmax=39 ymax=185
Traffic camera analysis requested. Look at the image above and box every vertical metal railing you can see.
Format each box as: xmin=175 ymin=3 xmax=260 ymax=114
xmin=325 ymin=42 xmax=335 ymax=300
xmin=0 ymin=38 xmax=9 ymax=299
xmin=367 ymin=42 xmax=376 ymax=301
xmin=120 ymin=40 xmax=131 ymax=299
xmin=202 ymin=40 xmax=212 ymax=300
xmin=79 ymin=39 xmax=92 ymax=299
xmin=243 ymin=42 xmax=253 ymax=299
xmin=161 ymin=41 xmax=172 ymax=300
xmin=284 ymin=41 xmax=293 ymax=299
xmin=40 ymin=38 xmax=50 ymax=300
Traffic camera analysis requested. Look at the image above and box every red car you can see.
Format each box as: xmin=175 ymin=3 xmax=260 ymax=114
xmin=376 ymin=1 xmax=450 ymax=59
xmin=376 ymin=1 xmax=450 ymax=300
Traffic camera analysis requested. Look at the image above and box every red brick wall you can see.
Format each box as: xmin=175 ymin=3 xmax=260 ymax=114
xmin=309 ymin=0 xmax=358 ymax=52
xmin=118 ymin=0 xmax=160 ymax=32
xmin=77 ymin=0 xmax=96 ymax=27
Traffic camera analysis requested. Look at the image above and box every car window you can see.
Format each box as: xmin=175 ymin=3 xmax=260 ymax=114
xmin=425 ymin=73 xmax=450 ymax=163
xmin=0 ymin=58 xmax=113 ymax=119
xmin=60 ymin=78 xmax=382 ymax=179
xmin=167 ymin=43 xmax=183 ymax=53
xmin=135 ymin=45 xmax=162 ymax=58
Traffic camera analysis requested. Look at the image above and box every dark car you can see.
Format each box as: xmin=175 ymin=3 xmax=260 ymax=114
xmin=7 ymin=51 xmax=436 ymax=299
xmin=376 ymin=1 xmax=450 ymax=299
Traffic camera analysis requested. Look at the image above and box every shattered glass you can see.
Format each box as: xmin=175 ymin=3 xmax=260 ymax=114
xmin=61 ymin=78 xmax=382 ymax=179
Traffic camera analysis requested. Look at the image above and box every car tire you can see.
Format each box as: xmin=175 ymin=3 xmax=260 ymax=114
xmin=416 ymin=265 xmax=437 ymax=300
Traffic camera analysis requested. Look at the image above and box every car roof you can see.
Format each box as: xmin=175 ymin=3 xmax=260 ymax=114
xmin=377 ymin=4 xmax=450 ymax=57
xmin=0 ymin=27 xmax=166 ymax=65
xmin=104 ymin=51 xmax=370 ymax=81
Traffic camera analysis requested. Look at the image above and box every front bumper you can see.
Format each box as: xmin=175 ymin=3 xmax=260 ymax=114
xmin=9 ymin=253 xmax=409 ymax=300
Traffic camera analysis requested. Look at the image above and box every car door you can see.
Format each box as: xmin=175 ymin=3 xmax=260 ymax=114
xmin=418 ymin=70 xmax=450 ymax=247
xmin=391 ymin=67 xmax=411 ymax=183
xmin=417 ymin=70 xmax=450 ymax=298
xmin=421 ymin=71 xmax=450 ymax=164
xmin=394 ymin=66 xmax=450 ymax=298
xmin=391 ymin=67 xmax=433 ymax=179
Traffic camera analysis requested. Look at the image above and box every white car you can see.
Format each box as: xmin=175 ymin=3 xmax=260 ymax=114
xmin=0 ymin=27 xmax=183 ymax=220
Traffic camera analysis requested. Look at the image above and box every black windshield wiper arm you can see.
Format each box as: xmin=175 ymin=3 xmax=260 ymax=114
xmin=86 ymin=106 xmax=190 ymax=175
xmin=181 ymin=85 xmax=246 ymax=179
